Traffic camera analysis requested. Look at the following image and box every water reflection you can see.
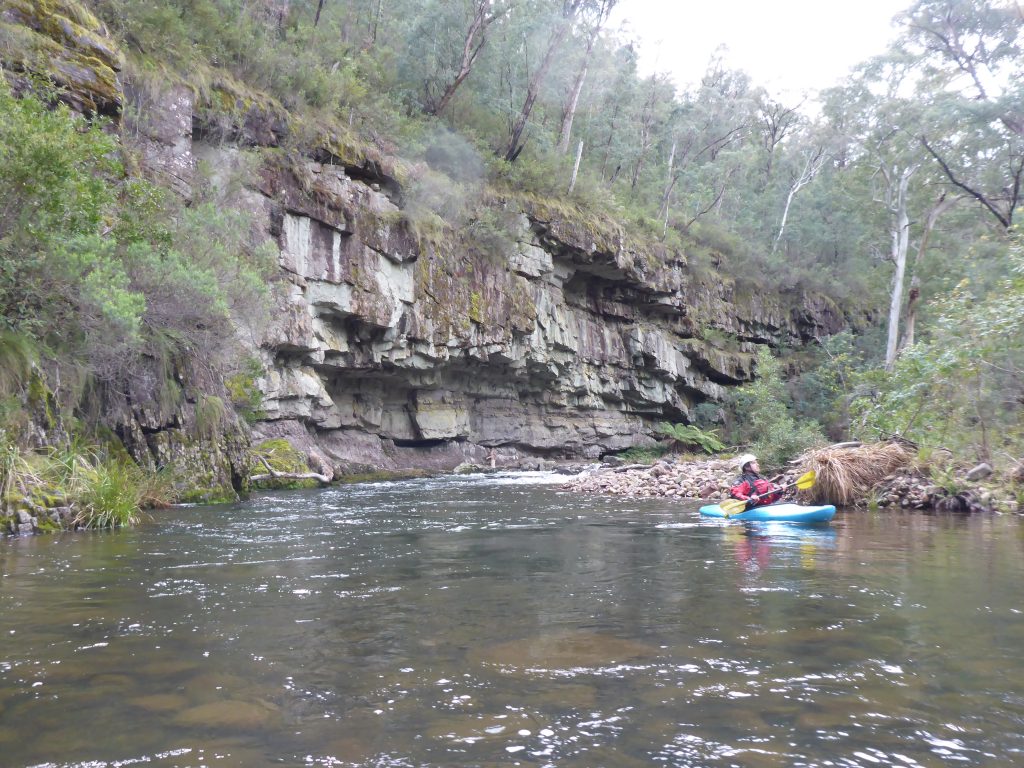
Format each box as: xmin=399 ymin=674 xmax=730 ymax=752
xmin=724 ymin=521 xmax=838 ymax=573
xmin=1 ymin=476 xmax=1023 ymax=767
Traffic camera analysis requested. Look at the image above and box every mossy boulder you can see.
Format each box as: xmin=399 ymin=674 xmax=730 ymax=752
xmin=1 ymin=0 xmax=123 ymax=115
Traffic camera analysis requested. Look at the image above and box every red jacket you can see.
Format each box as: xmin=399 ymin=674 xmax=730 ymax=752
xmin=729 ymin=474 xmax=782 ymax=507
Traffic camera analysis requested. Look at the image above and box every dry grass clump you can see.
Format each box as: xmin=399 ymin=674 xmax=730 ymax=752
xmin=800 ymin=442 xmax=914 ymax=505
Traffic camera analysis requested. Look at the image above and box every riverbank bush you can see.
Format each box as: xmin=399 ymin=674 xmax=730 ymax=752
xmin=0 ymin=434 xmax=172 ymax=530
xmin=849 ymin=233 xmax=1024 ymax=471
xmin=655 ymin=422 xmax=725 ymax=454
xmin=0 ymin=78 xmax=274 ymax=516
xmin=728 ymin=348 xmax=827 ymax=469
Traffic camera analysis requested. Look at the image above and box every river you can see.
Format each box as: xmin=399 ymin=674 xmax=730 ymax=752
xmin=1 ymin=472 xmax=1022 ymax=767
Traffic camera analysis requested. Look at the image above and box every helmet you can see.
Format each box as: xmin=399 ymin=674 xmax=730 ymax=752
xmin=734 ymin=453 xmax=758 ymax=471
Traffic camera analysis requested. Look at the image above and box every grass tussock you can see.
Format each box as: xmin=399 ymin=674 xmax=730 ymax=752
xmin=3 ymin=437 xmax=172 ymax=530
xmin=800 ymin=442 xmax=914 ymax=506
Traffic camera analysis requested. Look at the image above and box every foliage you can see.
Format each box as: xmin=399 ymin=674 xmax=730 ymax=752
xmin=655 ymin=422 xmax=725 ymax=454
xmin=849 ymin=233 xmax=1024 ymax=464
xmin=195 ymin=395 xmax=228 ymax=441
xmin=74 ymin=457 xmax=149 ymax=529
xmin=730 ymin=348 xmax=827 ymax=469
xmin=4 ymin=0 xmax=1024 ymax=498
xmin=0 ymin=79 xmax=122 ymax=341
xmin=788 ymin=331 xmax=875 ymax=440
xmin=0 ymin=77 xmax=274 ymax=437
xmin=0 ymin=429 xmax=17 ymax=501
xmin=4 ymin=440 xmax=171 ymax=529
xmin=0 ymin=330 xmax=35 ymax=398
xmin=616 ymin=445 xmax=667 ymax=464
xmin=225 ymin=357 xmax=266 ymax=424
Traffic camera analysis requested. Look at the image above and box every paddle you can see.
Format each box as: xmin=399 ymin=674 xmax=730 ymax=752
xmin=719 ymin=470 xmax=817 ymax=517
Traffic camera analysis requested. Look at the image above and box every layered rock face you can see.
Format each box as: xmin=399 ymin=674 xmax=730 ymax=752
xmin=221 ymin=150 xmax=842 ymax=472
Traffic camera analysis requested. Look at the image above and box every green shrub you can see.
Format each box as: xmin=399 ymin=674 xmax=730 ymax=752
xmin=731 ymin=348 xmax=827 ymax=469
xmin=225 ymin=357 xmax=266 ymax=423
xmin=0 ymin=330 xmax=34 ymax=397
xmin=0 ymin=80 xmax=122 ymax=342
xmin=849 ymin=235 xmax=1024 ymax=464
xmin=0 ymin=429 xmax=18 ymax=501
xmin=7 ymin=441 xmax=166 ymax=530
xmin=616 ymin=445 xmax=668 ymax=463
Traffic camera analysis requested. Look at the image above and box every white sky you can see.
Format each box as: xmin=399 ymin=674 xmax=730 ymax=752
xmin=610 ymin=0 xmax=910 ymax=98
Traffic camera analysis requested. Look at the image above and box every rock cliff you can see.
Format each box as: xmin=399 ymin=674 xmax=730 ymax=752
xmin=225 ymin=141 xmax=842 ymax=471
xmin=2 ymin=2 xmax=846 ymax=478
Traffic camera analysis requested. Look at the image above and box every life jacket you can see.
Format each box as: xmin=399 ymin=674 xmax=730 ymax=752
xmin=729 ymin=473 xmax=782 ymax=506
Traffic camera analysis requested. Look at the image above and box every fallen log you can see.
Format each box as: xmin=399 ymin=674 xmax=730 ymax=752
xmin=249 ymin=471 xmax=332 ymax=485
xmin=250 ymin=456 xmax=331 ymax=486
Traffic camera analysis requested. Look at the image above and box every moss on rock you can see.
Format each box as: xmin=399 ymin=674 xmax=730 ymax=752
xmin=249 ymin=438 xmax=320 ymax=490
xmin=1 ymin=0 xmax=123 ymax=114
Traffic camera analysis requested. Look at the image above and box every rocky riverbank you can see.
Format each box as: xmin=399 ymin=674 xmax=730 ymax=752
xmin=562 ymin=454 xmax=1022 ymax=514
xmin=563 ymin=457 xmax=792 ymax=502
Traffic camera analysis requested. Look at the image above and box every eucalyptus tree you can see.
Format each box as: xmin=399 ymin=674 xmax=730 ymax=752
xmin=502 ymin=0 xmax=590 ymax=161
xmin=899 ymin=0 xmax=1024 ymax=230
xmin=627 ymin=73 xmax=675 ymax=194
xmin=771 ymin=142 xmax=827 ymax=254
xmin=822 ymin=69 xmax=942 ymax=370
xmin=580 ymin=40 xmax=642 ymax=182
xmin=755 ymin=92 xmax=803 ymax=187
xmin=656 ymin=61 xmax=757 ymax=233
xmin=405 ymin=0 xmax=516 ymax=116
xmin=556 ymin=0 xmax=617 ymax=152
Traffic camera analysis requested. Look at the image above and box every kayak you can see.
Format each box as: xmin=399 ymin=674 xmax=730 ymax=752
xmin=699 ymin=501 xmax=836 ymax=524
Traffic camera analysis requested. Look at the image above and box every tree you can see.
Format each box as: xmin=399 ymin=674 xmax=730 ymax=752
xmin=423 ymin=0 xmax=515 ymax=116
xmin=503 ymin=0 xmax=587 ymax=161
xmin=656 ymin=61 xmax=755 ymax=232
xmin=755 ymin=92 xmax=802 ymax=185
xmin=772 ymin=144 xmax=826 ymax=254
xmin=898 ymin=190 xmax=961 ymax=351
xmin=901 ymin=0 xmax=1024 ymax=229
xmin=629 ymin=73 xmax=673 ymax=191
xmin=850 ymin=233 xmax=1024 ymax=463
xmin=556 ymin=0 xmax=615 ymax=153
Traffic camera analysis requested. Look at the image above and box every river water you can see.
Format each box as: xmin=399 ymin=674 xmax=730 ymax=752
xmin=1 ymin=472 xmax=1023 ymax=767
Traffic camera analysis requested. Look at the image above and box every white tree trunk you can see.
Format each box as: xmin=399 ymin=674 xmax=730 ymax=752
xmin=884 ymin=165 xmax=917 ymax=370
xmin=897 ymin=193 xmax=959 ymax=355
xmin=568 ymin=139 xmax=584 ymax=193
xmin=772 ymin=148 xmax=825 ymax=254
xmin=658 ymin=140 xmax=678 ymax=234
xmin=557 ymin=63 xmax=589 ymax=153
xmin=773 ymin=184 xmax=800 ymax=255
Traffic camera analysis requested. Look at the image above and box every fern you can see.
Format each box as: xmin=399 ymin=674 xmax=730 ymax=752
xmin=656 ymin=422 xmax=726 ymax=454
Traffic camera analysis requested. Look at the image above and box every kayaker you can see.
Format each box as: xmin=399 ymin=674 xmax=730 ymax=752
xmin=729 ymin=454 xmax=782 ymax=509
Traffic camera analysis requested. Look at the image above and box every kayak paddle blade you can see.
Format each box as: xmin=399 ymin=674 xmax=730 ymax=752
xmin=718 ymin=497 xmax=748 ymax=517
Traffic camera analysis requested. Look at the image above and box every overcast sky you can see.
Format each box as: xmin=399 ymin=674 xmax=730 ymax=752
xmin=609 ymin=0 xmax=910 ymax=97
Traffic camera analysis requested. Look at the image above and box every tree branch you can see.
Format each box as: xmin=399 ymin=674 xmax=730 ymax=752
xmin=920 ymin=135 xmax=1010 ymax=228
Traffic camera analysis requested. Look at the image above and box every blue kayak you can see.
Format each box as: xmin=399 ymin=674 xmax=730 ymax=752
xmin=699 ymin=501 xmax=836 ymax=523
